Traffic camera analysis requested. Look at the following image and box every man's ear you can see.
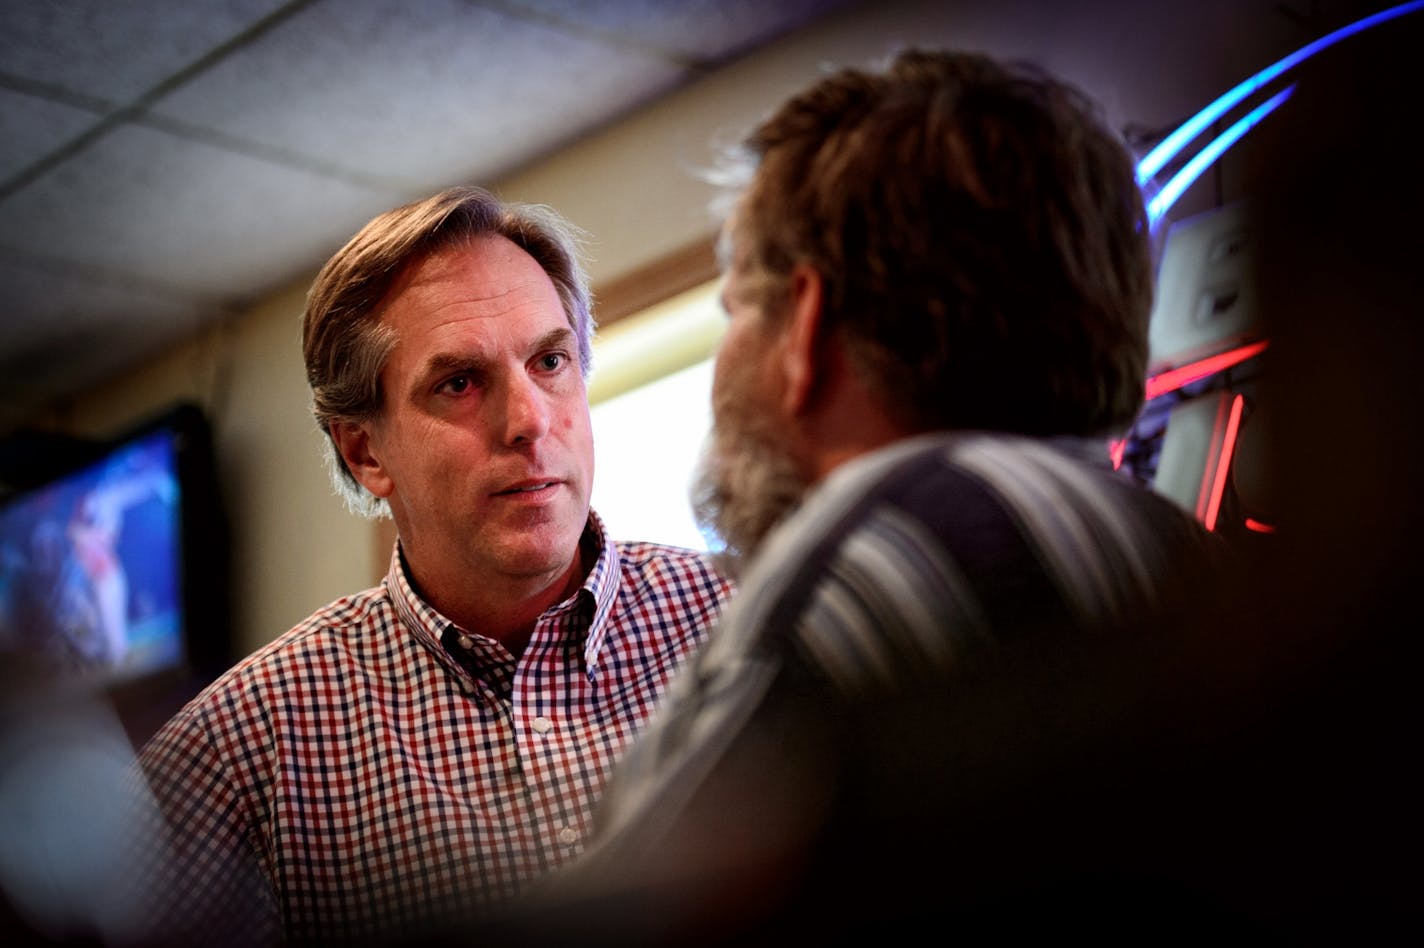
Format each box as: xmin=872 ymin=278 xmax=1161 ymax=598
xmin=329 ymin=420 xmax=395 ymax=499
xmin=781 ymin=262 xmax=827 ymax=417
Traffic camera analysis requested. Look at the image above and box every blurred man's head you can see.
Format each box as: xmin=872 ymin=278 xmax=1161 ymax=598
xmin=695 ymin=48 xmax=1154 ymax=570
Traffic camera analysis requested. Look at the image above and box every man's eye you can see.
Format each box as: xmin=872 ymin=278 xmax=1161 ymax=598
xmin=439 ymin=374 xmax=473 ymax=394
xmin=537 ymin=352 xmax=567 ymax=372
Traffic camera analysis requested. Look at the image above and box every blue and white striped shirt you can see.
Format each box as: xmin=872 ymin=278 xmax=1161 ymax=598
xmin=557 ymin=432 xmax=1223 ymax=905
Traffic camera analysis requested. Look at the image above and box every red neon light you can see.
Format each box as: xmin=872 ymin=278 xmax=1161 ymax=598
xmin=1203 ymin=394 xmax=1246 ymax=531
xmin=1244 ymin=517 xmax=1277 ymax=534
xmin=1145 ymin=340 xmax=1270 ymax=400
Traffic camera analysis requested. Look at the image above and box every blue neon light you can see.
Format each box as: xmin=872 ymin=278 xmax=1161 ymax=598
xmin=1146 ymin=85 xmax=1295 ymax=225
xmin=1135 ymin=0 xmax=1424 ymax=186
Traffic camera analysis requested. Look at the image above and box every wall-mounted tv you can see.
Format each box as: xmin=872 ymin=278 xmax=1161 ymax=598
xmin=0 ymin=403 xmax=230 ymax=695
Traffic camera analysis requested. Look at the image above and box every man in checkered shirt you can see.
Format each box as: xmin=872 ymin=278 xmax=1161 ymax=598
xmin=121 ymin=186 xmax=732 ymax=945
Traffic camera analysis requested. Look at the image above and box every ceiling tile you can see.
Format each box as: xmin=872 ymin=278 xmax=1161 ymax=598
xmin=145 ymin=0 xmax=690 ymax=187
xmin=0 ymin=88 xmax=97 ymax=181
xmin=0 ymin=122 xmax=407 ymax=299
xmin=0 ymin=0 xmax=296 ymax=103
xmin=509 ymin=0 xmax=858 ymax=62
xmin=0 ymin=253 xmax=216 ymax=430
xmin=0 ymin=253 xmax=207 ymax=351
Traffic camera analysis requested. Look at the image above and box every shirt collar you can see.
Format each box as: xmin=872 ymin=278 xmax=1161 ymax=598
xmin=386 ymin=542 xmax=470 ymax=685
xmin=384 ymin=511 xmax=624 ymax=682
xmin=580 ymin=509 xmax=622 ymax=667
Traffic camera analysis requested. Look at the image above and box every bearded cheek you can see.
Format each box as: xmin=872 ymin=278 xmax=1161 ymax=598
xmin=696 ymin=403 xmax=807 ymax=569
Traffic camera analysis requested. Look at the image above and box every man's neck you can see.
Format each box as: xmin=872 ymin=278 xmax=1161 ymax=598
xmin=400 ymin=533 xmax=594 ymax=658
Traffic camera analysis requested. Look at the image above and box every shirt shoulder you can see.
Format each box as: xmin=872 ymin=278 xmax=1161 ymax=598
xmin=576 ymin=541 xmax=733 ymax=679
xmin=730 ymin=434 xmax=1220 ymax=693
xmin=610 ymin=540 xmax=734 ymax=609
xmin=138 ymin=584 xmax=401 ymax=760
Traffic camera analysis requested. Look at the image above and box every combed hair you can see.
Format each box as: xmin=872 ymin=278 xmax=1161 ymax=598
xmin=725 ymin=48 xmax=1153 ymax=438
xmin=302 ymin=186 xmax=593 ymax=516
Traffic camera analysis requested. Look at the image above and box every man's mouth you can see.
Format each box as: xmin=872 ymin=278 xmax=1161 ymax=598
xmin=497 ymin=480 xmax=558 ymax=496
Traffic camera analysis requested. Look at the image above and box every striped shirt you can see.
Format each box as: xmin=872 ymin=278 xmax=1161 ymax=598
xmin=125 ymin=512 xmax=731 ymax=946
xmin=562 ymin=433 xmax=1223 ymax=898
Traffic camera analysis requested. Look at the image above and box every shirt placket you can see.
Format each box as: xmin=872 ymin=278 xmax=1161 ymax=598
xmin=510 ymin=610 xmax=596 ymax=869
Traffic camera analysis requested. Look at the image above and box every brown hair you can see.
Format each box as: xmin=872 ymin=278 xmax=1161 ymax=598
xmin=302 ymin=185 xmax=592 ymax=514
xmin=726 ymin=48 xmax=1152 ymax=438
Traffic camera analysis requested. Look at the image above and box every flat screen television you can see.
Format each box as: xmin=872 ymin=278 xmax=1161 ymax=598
xmin=0 ymin=403 xmax=230 ymax=697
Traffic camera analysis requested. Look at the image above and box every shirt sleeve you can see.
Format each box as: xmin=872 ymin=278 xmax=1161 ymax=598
xmin=124 ymin=707 xmax=283 ymax=947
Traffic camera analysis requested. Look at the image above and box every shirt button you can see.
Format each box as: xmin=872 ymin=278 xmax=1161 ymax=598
xmin=557 ymin=826 xmax=579 ymax=845
xmin=457 ymin=634 xmax=475 ymax=650
xmin=532 ymin=716 xmax=553 ymax=734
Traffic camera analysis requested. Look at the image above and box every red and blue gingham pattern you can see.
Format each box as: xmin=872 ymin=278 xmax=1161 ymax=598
xmin=127 ymin=512 xmax=732 ymax=945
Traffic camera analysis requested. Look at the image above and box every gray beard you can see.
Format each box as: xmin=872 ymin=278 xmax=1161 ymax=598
xmin=691 ymin=408 xmax=809 ymax=579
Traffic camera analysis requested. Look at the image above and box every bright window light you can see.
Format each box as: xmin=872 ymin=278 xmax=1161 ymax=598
xmin=591 ymin=358 xmax=715 ymax=550
xmin=588 ymin=279 xmax=723 ymax=551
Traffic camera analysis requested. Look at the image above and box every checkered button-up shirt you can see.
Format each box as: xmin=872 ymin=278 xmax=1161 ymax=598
xmin=127 ymin=513 xmax=731 ymax=946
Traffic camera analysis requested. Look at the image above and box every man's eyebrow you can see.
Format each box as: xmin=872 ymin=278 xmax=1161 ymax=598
xmin=409 ymin=351 xmax=487 ymax=399
xmin=534 ymin=326 xmax=577 ymax=352
xmin=421 ymin=352 xmax=487 ymax=377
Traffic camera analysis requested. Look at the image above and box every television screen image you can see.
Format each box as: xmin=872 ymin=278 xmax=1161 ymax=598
xmin=0 ymin=424 xmax=188 ymax=688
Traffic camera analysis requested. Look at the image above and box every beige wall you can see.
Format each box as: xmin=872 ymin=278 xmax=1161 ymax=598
xmin=37 ymin=0 xmax=1287 ymax=661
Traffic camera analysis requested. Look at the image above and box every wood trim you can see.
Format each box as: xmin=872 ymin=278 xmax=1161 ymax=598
xmin=592 ymin=237 xmax=720 ymax=327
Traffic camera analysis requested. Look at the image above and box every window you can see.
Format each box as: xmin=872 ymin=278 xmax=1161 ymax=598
xmin=588 ymin=279 xmax=723 ymax=551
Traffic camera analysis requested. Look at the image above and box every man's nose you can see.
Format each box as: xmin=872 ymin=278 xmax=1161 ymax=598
xmin=499 ymin=372 xmax=552 ymax=444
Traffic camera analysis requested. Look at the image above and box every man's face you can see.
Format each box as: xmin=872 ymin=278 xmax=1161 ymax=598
xmin=693 ymin=234 xmax=811 ymax=574
xmin=360 ymin=234 xmax=594 ymax=601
